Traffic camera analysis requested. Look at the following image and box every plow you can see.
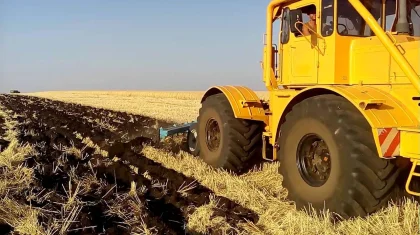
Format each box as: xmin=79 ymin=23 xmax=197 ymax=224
xmin=159 ymin=121 xmax=200 ymax=156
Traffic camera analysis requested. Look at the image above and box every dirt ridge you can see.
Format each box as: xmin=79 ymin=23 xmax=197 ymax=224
xmin=0 ymin=94 xmax=260 ymax=234
xmin=0 ymin=108 xmax=10 ymax=152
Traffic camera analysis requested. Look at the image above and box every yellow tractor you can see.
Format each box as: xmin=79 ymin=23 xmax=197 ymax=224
xmin=159 ymin=0 xmax=420 ymax=218
xmin=195 ymin=0 xmax=420 ymax=219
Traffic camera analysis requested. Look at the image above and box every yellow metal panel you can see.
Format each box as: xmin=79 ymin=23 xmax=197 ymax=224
xmin=202 ymin=86 xmax=268 ymax=123
xmin=331 ymin=36 xmax=353 ymax=85
xmin=290 ymin=37 xmax=318 ymax=84
xmin=387 ymin=85 xmax=420 ymax=124
xmin=399 ymin=128 xmax=420 ymax=159
xmin=332 ymin=86 xmax=418 ymax=128
xmin=337 ymin=86 xmax=417 ymax=158
xmin=350 ymin=37 xmax=391 ymax=85
xmin=348 ymin=0 xmax=420 ymax=94
xmin=349 ymin=36 xmax=420 ymax=86
xmin=269 ymin=89 xmax=299 ymax=146
xmin=389 ymin=38 xmax=420 ymax=84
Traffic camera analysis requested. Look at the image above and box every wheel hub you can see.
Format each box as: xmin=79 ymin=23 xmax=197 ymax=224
xmin=205 ymin=118 xmax=220 ymax=151
xmin=188 ymin=128 xmax=198 ymax=153
xmin=296 ymin=134 xmax=331 ymax=187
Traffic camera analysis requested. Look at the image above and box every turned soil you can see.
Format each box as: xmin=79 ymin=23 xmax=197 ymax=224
xmin=0 ymin=112 xmax=10 ymax=152
xmin=0 ymin=94 xmax=259 ymax=235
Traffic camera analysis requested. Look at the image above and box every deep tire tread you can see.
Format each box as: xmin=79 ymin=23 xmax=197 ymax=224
xmin=279 ymin=94 xmax=400 ymax=218
xmin=198 ymin=93 xmax=263 ymax=173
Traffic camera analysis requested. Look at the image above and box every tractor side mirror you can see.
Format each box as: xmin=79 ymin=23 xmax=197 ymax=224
xmin=289 ymin=9 xmax=303 ymax=34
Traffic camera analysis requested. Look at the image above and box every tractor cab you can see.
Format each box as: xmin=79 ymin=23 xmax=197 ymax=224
xmin=265 ymin=0 xmax=420 ymax=89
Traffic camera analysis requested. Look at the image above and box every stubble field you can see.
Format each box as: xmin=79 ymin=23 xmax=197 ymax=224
xmin=0 ymin=91 xmax=419 ymax=235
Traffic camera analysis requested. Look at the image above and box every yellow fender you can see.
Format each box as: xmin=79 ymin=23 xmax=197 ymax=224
xmin=201 ymin=85 xmax=268 ymax=124
xmin=271 ymin=85 xmax=419 ymax=159
xmin=201 ymin=85 xmax=419 ymax=159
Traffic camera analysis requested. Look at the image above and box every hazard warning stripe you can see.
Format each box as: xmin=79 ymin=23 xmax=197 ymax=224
xmin=377 ymin=128 xmax=400 ymax=157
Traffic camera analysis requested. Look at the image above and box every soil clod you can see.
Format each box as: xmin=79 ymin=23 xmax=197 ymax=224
xmin=0 ymin=94 xmax=259 ymax=234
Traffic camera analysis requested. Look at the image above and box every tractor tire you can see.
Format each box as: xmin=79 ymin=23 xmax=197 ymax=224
xmin=278 ymin=94 xmax=400 ymax=219
xmin=197 ymin=93 xmax=263 ymax=173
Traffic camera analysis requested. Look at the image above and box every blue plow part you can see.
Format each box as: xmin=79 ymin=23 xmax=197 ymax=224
xmin=159 ymin=121 xmax=196 ymax=140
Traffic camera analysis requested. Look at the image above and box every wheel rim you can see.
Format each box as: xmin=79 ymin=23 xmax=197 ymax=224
xmin=205 ymin=118 xmax=220 ymax=151
xmin=188 ymin=129 xmax=197 ymax=152
xmin=296 ymin=134 xmax=331 ymax=187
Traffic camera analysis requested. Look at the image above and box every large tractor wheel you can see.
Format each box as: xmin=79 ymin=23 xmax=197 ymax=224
xmin=197 ymin=93 xmax=262 ymax=173
xmin=278 ymin=94 xmax=400 ymax=218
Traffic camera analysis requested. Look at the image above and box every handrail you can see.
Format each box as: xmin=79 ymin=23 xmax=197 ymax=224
xmin=348 ymin=0 xmax=420 ymax=95
xmin=265 ymin=0 xmax=294 ymax=91
xmin=294 ymin=21 xmax=326 ymax=55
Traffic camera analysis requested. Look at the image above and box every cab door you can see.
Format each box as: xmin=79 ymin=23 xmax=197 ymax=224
xmin=290 ymin=35 xmax=318 ymax=84
xmin=288 ymin=5 xmax=319 ymax=85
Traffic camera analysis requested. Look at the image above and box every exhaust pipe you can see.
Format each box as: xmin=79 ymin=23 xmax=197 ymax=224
xmin=395 ymin=0 xmax=410 ymax=34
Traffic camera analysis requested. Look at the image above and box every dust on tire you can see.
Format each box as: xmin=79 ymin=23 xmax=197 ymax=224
xmin=278 ymin=94 xmax=401 ymax=219
xmin=197 ymin=93 xmax=264 ymax=173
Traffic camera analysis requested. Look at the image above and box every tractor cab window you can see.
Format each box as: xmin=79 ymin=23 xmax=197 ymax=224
xmin=389 ymin=0 xmax=420 ymax=36
xmin=337 ymin=0 xmax=382 ymax=36
xmin=321 ymin=0 xmax=334 ymax=37
xmin=302 ymin=5 xmax=316 ymax=36
xmin=409 ymin=0 xmax=420 ymax=36
xmin=385 ymin=0 xmax=397 ymax=31
xmin=337 ymin=0 xmax=420 ymax=36
xmin=292 ymin=4 xmax=317 ymax=37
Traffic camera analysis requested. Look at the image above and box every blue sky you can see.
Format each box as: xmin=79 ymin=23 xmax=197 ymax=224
xmin=2 ymin=1 xmax=418 ymax=93
xmin=0 ymin=0 xmax=271 ymax=92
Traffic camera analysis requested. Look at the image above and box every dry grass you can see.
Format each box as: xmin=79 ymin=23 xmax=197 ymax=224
xmin=72 ymin=133 xmax=236 ymax=233
xmin=0 ymin=104 xmax=100 ymax=235
xmin=142 ymin=145 xmax=419 ymax=235
xmin=25 ymin=90 xmax=269 ymax=123
xmin=0 ymin=105 xmax=45 ymax=234
xmin=187 ymin=194 xmax=240 ymax=234
xmin=0 ymin=198 xmax=45 ymax=235
xmin=22 ymin=90 xmax=420 ymax=234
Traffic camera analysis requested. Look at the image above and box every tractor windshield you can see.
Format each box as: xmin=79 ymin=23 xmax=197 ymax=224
xmin=409 ymin=0 xmax=420 ymax=35
xmin=337 ymin=0 xmax=420 ymax=37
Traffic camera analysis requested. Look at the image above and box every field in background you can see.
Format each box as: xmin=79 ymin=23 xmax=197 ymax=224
xmin=26 ymin=91 xmax=269 ymax=124
xmin=1 ymin=90 xmax=419 ymax=234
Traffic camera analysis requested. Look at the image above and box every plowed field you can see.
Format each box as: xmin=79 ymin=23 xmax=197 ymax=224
xmin=1 ymin=92 xmax=419 ymax=235
xmin=0 ymin=94 xmax=258 ymax=234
